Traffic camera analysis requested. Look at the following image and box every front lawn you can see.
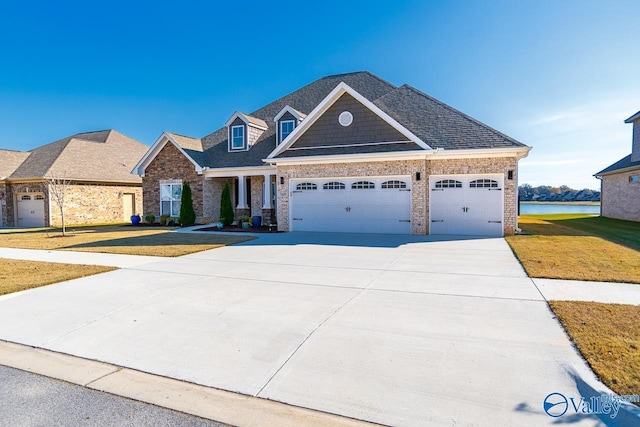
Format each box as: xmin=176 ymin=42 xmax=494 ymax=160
xmin=550 ymin=301 xmax=640 ymax=402
xmin=506 ymin=215 xmax=640 ymax=283
xmin=0 ymin=226 xmax=254 ymax=257
xmin=0 ymin=258 xmax=115 ymax=296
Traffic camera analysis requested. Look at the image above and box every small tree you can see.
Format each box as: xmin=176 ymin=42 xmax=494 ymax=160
xmin=220 ymin=181 xmax=234 ymax=226
xmin=179 ymin=181 xmax=196 ymax=226
xmin=46 ymin=173 xmax=72 ymax=236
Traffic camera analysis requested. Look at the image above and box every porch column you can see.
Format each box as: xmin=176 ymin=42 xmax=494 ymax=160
xmin=262 ymin=174 xmax=273 ymax=209
xmin=236 ymin=175 xmax=247 ymax=209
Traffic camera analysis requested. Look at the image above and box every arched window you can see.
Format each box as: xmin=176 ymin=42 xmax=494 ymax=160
xmin=296 ymin=182 xmax=317 ymax=190
xmin=470 ymin=179 xmax=498 ymax=188
xmin=434 ymin=180 xmax=462 ymax=188
xmin=381 ymin=180 xmax=407 ymax=189
xmin=351 ymin=181 xmax=375 ymax=189
xmin=21 ymin=195 xmax=31 ymax=200
xmin=323 ymin=182 xmax=345 ymax=190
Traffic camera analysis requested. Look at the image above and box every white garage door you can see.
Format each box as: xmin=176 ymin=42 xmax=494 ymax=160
xmin=429 ymin=175 xmax=503 ymax=236
xmin=17 ymin=193 xmax=46 ymax=228
xmin=290 ymin=177 xmax=411 ymax=234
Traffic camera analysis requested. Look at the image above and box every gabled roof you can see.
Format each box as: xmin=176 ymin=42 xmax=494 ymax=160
xmin=132 ymin=132 xmax=204 ymax=175
xmin=0 ymin=150 xmax=30 ymax=178
xmin=625 ymin=110 xmax=640 ymax=123
xmin=225 ymin=112 xmax=268 ymax=130
xmin=274 ymin=105 xmax=307 ymax=122
xmin=138 ymin=71 xmax=527 ymax=171
xmin=8 ymin=130 xmax=148 ymax=183
xmin=595 ymin=154 xmax=640 ymax=176
xmin=373 ymin=85 xmax=525 ymax=150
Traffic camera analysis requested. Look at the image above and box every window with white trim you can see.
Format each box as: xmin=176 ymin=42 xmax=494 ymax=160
xmin=435 ymin=180 xmax=462 ymax=188
xmin=351 ymin=181 xmax=375 ymax=189
xmin=296 ymin=182 xmax=317 ymax=190
xmin=323 ymin=181 xmax=346 ymax=190
xmin=279 ymin=120 xmax=295 ymax=144
xmin=470 ymin=179 xmax=499 ymax=188
xmin=160 ymin=183 xmax=182 ymax=216
xmin=381 ymin=180 xmax=407 ymax=189
xmin=231 ymin=125 xmax=245 ymax=150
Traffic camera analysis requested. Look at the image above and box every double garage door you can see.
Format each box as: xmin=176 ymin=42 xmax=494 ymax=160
xmin=430 ymin=175 xmax=504 ymax=237
xmin=289 ymin=174 xmax=504 ymax=236
xmin=290 ymin=177 xmax=411 ymax=234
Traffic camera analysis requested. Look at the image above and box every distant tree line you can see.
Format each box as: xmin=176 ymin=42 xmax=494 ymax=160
xmin=518 ymin=184 xmax=600 ymax=202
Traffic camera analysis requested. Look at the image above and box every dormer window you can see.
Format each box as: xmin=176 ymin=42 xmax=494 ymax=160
xmin=280 ymin=120 xmax=295 ymax=143
xmin=231 ymin=125 xmax=245 ymax=150
xmin=225 ymin=112 xmax=267 ymax=152
xmin=274 ymin=105 xmax=306 ymax=146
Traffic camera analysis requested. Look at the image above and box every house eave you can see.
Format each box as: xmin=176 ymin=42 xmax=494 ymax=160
xmin=202 ymin=165 xmax=275 ymax=178
xmin=594 ymin=164 xmax=640 ymax=178
xmin=132 ymin=132 xmax=203 ymax=177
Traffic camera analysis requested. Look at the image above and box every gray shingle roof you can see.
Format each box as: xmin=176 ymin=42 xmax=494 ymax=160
xmin=8 ymin=130 xmax=148 ymax=183
xmin=595 ymin=154 xmax=640 ymax=176
xmin=164 ymin=71 xmax=525 ymax=168
xmin=0 ymin=150 xmax=30 ymax=178
xmin=373 ymin=85 xmax=525 ymax=150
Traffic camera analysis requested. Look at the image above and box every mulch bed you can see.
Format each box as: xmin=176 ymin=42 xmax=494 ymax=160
xmin=196 ymin=225 xmax=282 ymax=233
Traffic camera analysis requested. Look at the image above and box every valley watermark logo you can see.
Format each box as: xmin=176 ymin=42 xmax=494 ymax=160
xmin=543 ymin=392 xmax=639 ymax=419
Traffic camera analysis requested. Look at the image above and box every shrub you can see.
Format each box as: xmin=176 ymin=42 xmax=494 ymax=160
xmin=179 ymin=181 xmax=196 ymax=226
xmin=220 ymin=181 xmax=234 ymax=226
xmin=144 ymin=214 xmax=156 ymax=224
xmin=160 ymin=214 xmax=170 ymax=226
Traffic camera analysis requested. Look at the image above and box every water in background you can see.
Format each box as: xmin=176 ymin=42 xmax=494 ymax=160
xmin=520 ymin=203 xmax=600 ymax=215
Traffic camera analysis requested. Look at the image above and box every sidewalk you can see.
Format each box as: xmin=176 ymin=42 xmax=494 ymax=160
xmin=0 ymin=247 xmax=165 ymax=268
xmin=534 ymin=278 xmax=640 ymax=305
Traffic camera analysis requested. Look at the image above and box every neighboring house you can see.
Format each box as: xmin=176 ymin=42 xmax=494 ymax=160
xmin=595 ymin=110 xmax=640 ymax=222
xmin=133 ymin=72 xmax=531 ymax=236
xmin=0 ymin=130 xmax=148 ymax=228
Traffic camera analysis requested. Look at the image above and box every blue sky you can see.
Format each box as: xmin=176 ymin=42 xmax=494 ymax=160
xmin=1 ymin=0 xmax=638 ymax=190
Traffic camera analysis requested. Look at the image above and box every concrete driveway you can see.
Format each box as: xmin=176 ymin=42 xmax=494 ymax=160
xmin=0 ymin=233 xmax=635 ymax=426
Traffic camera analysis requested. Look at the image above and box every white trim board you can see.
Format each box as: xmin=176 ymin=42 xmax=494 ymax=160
xmin=132 ymin=132 xmax=203 ymax=176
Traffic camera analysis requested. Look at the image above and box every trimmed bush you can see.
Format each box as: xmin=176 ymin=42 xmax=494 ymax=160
xmin=220 ymin=182 xmax=234 ymax=226
xmin=144 ymin=214 xmax=156 ymax=224
xmin=179 ymin=181 xmax=196 ymax=226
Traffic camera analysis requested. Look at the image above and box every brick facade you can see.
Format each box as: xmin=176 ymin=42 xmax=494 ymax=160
xmin=276 ymin=160 xmax=428 ymax=234
xmin=48 ymin=184 xmax=142 ymax=226
xmin=601 ymin=169 xmax=640 ymax=222
xmin=275 ymin=156 xmax=518 ymax=235
xmin=142 ymin=142 xmax=204 ymax=222
xmin=4 ymin=181 xmax=49 ymax=227
xmin=428 ymin=157 xmax=518 ymax=235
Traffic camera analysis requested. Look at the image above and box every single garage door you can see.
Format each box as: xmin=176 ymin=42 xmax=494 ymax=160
xmin=429 ymin=175 xmax=503 ymax=236
xmin=17 ymin=193 xmax=46 ymax=228
xmin=290 ymin=177 xmax=411 ymax=234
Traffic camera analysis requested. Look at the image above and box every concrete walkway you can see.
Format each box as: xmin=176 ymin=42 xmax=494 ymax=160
xmin=534 ymin=278 xmax=640 ymax=305
xmin=0 ymin=247 xmax=167 ymax=268
xmin=1 ymin=232 xmax=639 ymax=426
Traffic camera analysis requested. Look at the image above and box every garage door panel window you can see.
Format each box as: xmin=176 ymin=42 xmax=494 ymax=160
xmin=296 ymin=182 xmax=317 ymax=190
xmin=381 ymin=180 xmax=407 ymax=189
xmin=470 ymin=179 xmax=499 ymax=188
xmin=351 ymin=181 xmax=375 ymax=189
xmin=34 ymin=195 xmax=44 ymax=200
xmin=323 ymin=182 xmax=345 ymax=190
xmin=160 ymin=183 xmax=182 ymax=217
xmin=21 ymin=195 xmax=31 ymax=200
xmin=435 ymin=180 xmax=462 ymax=188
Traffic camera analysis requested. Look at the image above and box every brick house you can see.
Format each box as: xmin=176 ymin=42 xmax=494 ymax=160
xmin=0 ymin=130 xmax=148 ymax=227
xmin=133 ymin=72 xmax=531 ymax=236
xmin=595 ymin=110 xmax=640 ymax=222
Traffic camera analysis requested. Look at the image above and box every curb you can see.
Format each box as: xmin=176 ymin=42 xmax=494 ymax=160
xmin=0 ymin=340 xmax=379 ymax=427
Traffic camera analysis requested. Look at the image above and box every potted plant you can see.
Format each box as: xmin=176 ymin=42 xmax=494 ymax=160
xmin=238 ymin=215 xmax=251 ymax=229
xmin=131 ymin=214 xmax=141 ymax=225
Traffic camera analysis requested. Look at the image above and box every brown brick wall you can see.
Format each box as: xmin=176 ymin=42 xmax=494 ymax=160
xmin=0 ymin=182 xmax=7 ymax=227
xmin=276 ymin=160 xmax=427 ymax=234
xmin=4 ymin=181 xmax=49 ymax=227
xmin=601 ymin=170 xmax=640 ymax=221
xmin=142 ymin=142 xmax=204 ymax=222
xmin=48 ymin=184 xmax=143 ymax=226
xmin=428 ymin=157 xmax=518 ymax=235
